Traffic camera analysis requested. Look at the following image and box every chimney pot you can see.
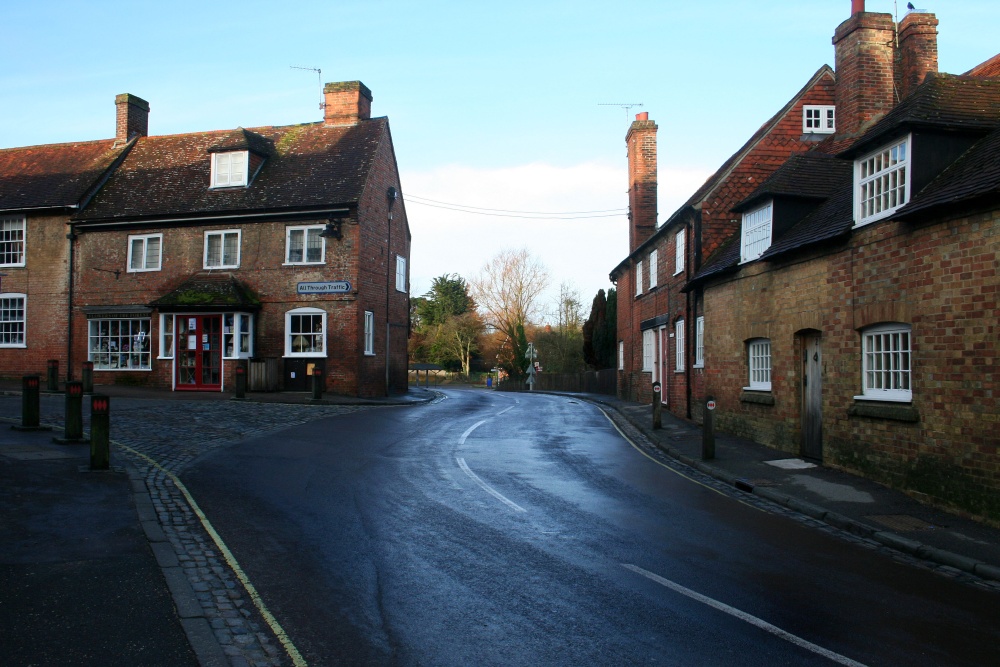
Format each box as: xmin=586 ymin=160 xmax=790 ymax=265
xmin=852 ymin=0 xmax=864 ymax=15
xmin=636 ymin=112 xmax=649 ymax=121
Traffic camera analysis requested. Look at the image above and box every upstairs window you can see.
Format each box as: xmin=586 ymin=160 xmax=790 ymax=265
xmin=860 ymin=324 xmax=911 ymax=401
xmin=285 ymin=225 xmax=325 ymax=265
xmin=1 ymin=215 xmax=25 ymax=267
xmin=674 ymin=230 xmax=685 ymax=275
xmin=675 ymin=319 xmax=686 ymax=371
xmin=648 ymin=249 xmax=658 ymax=289
xmin=128 ymin=233 xmax=162 ymax=272
xmin=747 ymin=338 xmax=771 ymax=390
xmin=211 ymin=151 xmax=248 ymax=188
xmin=395 ymin=255 xmax=407 ymax=292
xmin=741 ymin=201 xmax=773 ymax=263
xmin=856 ymin=136 xmax=910 ymax=226
xmin=364 ymin=310 xmax=375 ymax=355
xmin=204 ymin=230 xmax=241 ymax=269
xmin=694 ymin=316 xmax=705 ymax=368
xmin=804 ymin=105 xmax=835 ymax=134
xmin=635 ymin=260 xmax=643 ymax=296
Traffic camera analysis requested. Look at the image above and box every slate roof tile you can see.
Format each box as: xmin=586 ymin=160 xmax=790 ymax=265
xmin=0 ymin=140 xmax=126 ymax=211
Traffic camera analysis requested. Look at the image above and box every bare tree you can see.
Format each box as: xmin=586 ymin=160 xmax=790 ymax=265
xmin=437 ymin=311 xmax=485 ymax=376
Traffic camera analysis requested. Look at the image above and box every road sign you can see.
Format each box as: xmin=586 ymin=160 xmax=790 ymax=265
xmin=707 ymin=400 xmax=716 ymax=411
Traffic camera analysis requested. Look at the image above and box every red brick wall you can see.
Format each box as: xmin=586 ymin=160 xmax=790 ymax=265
xmin=833 ymin=12 xmax=896 ymax=137
xmin=0 ymin=213 xmax=71 ymax=379
xmin=704 ymin=207 xmax=1000 ymax=521
xmin=627 ymin=116 xmax=657 ymax=253
xmin=897 ymin=12 xmax=939 ymax=101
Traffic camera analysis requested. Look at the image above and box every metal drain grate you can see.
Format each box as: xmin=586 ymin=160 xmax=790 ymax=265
xmin=865 ymin=514 xmax=936 ymax=532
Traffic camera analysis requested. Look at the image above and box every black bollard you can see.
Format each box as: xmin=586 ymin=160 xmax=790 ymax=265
xmin=652 ymin=381 xmax=662 ymax=430
xmin=702 ymin=396 xmax=716 ymax=460
xmin=311 ymin=367 xmax=324 ymax=401
xmin=56 ymin=381 xmax=86 ymax=443
xmin=234 ymin=362 xmax=247 ymax=399
xmin=16 ymin=375 xmax=44 ymax=430
xmin=46 ymin=359 xmax=59 ymax=392
xmin=81 ymin=361 xmax=94 ymax=394
xmin=90 ymin=395 xmax=111 ymax=471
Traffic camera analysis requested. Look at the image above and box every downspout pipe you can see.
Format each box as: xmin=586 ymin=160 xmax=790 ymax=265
xmin=66 ymin=227 xmax=78 ymax=382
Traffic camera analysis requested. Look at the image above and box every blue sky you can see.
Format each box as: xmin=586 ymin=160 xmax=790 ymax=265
xmin=4 ymin=1 xmax=996 ymax=318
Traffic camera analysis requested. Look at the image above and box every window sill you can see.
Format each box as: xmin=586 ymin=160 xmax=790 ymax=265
xmin=284 ymin=353 xmax=326 ymax=358
xmin=283 ymin=262 xmax=326 ymax=267
xmin=740 ymin=390 xmax=775 ymax=406
xmin=848 ymin=401 xmax=920 ymax=423
xmin=0 ymin=344 xmax=27 ymax=349
xmin=127 ymin=268 xmax=162 ymax=273
xmin=204 ymin=266 xmax=240 ymax=271
xmin=364 ymin=352 xmax=377 ymax=357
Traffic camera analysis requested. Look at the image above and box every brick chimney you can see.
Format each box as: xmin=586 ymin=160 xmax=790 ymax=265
xmin=323 ymin=81 xmax=372 ymax=126
xmin=626 ymin=112 xmax=657 ymax=253
xmin=115 ymin=94 xmax=149 ymax=143
xmin=832 ymin=3 xmax=896 ymax=137
xmin=897 ymin=10 xmax=938 ymax=100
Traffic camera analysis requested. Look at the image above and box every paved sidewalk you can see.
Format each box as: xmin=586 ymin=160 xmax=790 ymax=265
xmin=544 ymin=390 xmax=1000 ymax=590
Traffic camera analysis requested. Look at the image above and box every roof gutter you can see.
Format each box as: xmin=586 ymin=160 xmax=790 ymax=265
xmin=70 ymin=206 xmax=352 ymax=230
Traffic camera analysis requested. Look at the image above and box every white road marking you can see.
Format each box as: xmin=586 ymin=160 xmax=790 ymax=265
xmin=622 ymin=564 xmax=869 ymax=667
xmin=497 ymin=406 xmax=515 ymax=416
xmin=457 ymin=457 xmax=526 ymax=513
xmin=459 ymin=420 xmax=488 ymax=445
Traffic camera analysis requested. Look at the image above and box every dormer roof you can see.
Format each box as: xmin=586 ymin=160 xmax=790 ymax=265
xmin=206 ymin=127 xmax=273 ymax=157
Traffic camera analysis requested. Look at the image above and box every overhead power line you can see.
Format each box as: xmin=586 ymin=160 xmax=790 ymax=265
xmin=404 ymin=193 xmax=627 ymax=220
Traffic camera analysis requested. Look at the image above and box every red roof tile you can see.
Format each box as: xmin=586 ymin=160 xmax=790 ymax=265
xmin=0 ymin=140 xmax=125 ymax=211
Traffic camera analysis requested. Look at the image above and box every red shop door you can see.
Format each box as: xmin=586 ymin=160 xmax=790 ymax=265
xmin=176 ymin=315 xmax=223 ymax=391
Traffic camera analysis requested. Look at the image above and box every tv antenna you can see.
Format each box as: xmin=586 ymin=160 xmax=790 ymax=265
xmin=599 ymin=102 xmax=644 ymax=122
xmin=290 ymin=65 xmax=324 ymax=111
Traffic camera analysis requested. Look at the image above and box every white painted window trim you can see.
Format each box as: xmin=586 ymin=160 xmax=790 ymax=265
xmin=364 ymin=310 xmax=376 ymax=355
xmin=0 ymin=292 xmax=27 ymax=348
xmin=203 ymin=230 xmax=241 ymax=269
xmin=855 ymin=134 xmax=911 ymax=227
xmin=158 ymin=313 xmax=174 ymax=359
xmin=127 ymin=233 xmax=163 ymax=272
xmin=284 ymin=225 xmax=326 ymax=265
xmin=803 ymin=105 xmax=836 ymax=134
xmin=648 ymin=249 xmax=657 ymax=289
xmin=740 ymin=201 xmax=773 ymax=264
xmin=395 ymin=255 xmax=407 ymax=292
xmin=674 ymin=230 xmax=685 ymax=275
xmin=210 ymin=151 xmax=248 ymax=188
xmin=694 ymin=316 xmax=705 ymax=368
xmin=223 ymin=312 xmax=254 ymax=359
xmin=284 ymin=307 xmax=326 ymax=357
xmin=856 ymin=323 xmax=912 ymax=402
xmin=618 ymin=340 xmax=624 ymax=371
xmin=635 ymin=261 xmax=643 ymax=296
xmin=746 ymin=338 xmax=772 ymax=391
xmin=0 ymin=215 xmax=26 ymax=268
xmin=675 ymin=319 xmax=685 ymax=372
xmin=87 ymin=317 xmax=152 ymax=371
xmin=641 ymin=329 xmax=654 ymax=372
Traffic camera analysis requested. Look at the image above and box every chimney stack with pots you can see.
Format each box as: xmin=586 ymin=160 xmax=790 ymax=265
xmin=897 ymin=10 xmax=939 ymax=100
xmin=323 ymin=81 xmax=372 ymax=126
xmin=626 ymin=112 xmax=658 ymax=253
xmin=832 ymin=4 xmax=896 ymax=137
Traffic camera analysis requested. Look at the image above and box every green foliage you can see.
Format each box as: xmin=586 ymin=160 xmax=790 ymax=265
xmin=535 ymin=284 xmax=586 ymax=373
xmin=415 ymin=274 xmax=473 ymax=327
xmin=583 ymin=287 xmax=616 ymax=369
xmin=408 ymin=274 xmax=483 ymax=373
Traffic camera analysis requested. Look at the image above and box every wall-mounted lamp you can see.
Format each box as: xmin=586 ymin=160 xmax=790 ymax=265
xmin=319 ymin=217 xmax=343 ymax=239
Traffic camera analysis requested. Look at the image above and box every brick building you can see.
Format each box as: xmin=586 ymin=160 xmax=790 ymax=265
xmin=1 ymin=81 xmax=410 ymax=397
xmin=676 ymin=3 xmax=1000 ymax=521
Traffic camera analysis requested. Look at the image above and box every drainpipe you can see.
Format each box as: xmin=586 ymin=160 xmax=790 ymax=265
xmin=66 ymin=227 xmax=78 ymax=382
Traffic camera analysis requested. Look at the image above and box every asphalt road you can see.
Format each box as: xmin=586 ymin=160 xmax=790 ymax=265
xmin=183 ymin=388 xmax=999 ymax=666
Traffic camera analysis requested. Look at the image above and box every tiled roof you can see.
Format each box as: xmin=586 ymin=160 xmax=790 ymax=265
xmin=149 ymin=272 xmax=261 ymax=311
xmin=75 ymin=118 xmax=386 ymax=223
xmin=0 ymin=140 xmax=126 ymax=211
xmin=760 ymin=182 xmax=853 ymax=260
xmin=687 ymin=235 xmax=739 ymax=287
xmin=965 ymin=53 xmax=1000 ymax=78
xmin=733 ymin=152 xmax=850 ymax=212
xmin=840 ymin=75 xmax=1000 ymax=158
xmin=896 ymin=127 xmax=1000 ymax=220
xmin=207 ymin=128 xmax=273 ymax=156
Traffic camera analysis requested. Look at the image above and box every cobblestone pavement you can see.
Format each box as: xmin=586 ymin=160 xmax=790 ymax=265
xmin=5 ymin=395 xmax=371 ymax=667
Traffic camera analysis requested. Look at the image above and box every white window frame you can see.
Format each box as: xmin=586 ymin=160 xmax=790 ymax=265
xmin=855 ymin=135 xmax=911 ymax=227
xmin=285 ymin=307 xmax=326 ymax=357
xmin=210 ymin=151 xmax=248 ymax=188
xmin=158 ymin=313 xmax=174 ymax=359
xmin=674 ymin=230 xmax=685 ymax=275
xmin=204 ymin=230 xmax=241 ymax=269
xmin=641 ymin=329 xmax=654 ymax=371
xmin=740 ymin=201 xmax=773 ymax=263
xmin=648 ymin=249 xmax=658 ymax=289
xmin=88 ymin=317 xmax=152 ymax=371
xmin=675 ymin=319 xmax=686 ymax=372
xmin=747 ymin=338 xmax=772 ymax=391
xmin=127 ymin=233 xmax=162 ymax=272
xmin=284 ymin=225 xmax=325 ymax=265
xmin=0 ymin=293 xmax=26 ymax=347
xmin=0 ymin=215 xmax=26 ymax=268
xmin=695 ymin=316 xmax=705 ymax=368
xmin=395 ymin=255 xmax=407 ymax=292
xmin=618 ymin=340 xmax=624 ymax=371
xmin=223 ymin=312 xmax=254 ymax=359
xmin=803 ymin=105 xmax=836 ymax=134
xmin=635 ymin=260 xmax=643 ymax=296
xmin=858 ymin=323 xmax=912 ymax=402
xmin=364 ymin=310 xmax=375 ymax=355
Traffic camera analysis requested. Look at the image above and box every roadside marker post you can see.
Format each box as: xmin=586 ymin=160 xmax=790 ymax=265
xmin=46 ymin=359 xmax=59 ymax=392
xmin=81 ymin=361 xmax=94 ymax=394
xmin=652 ymin=381 xmax=662 ymax=430
xmin=90 ymin=395 xmax=111 ymax=471
xmin=234 ymin=362 xmax=247 ymax=400
xmin=311 ymin=367 xmax=324 ymax=401
xmin=58 ymin=382 xmax=86 ymax=443
xmin=703 ymin=397 xmax=716 ymax=460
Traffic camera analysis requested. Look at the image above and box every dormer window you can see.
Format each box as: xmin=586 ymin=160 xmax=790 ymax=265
xmin=803 ymin=105 xmax=835 ymax=134
xmin=740 ymin=201 xmax=773 ymax=263
xmin=211 ymin=151 xmax=248 ymax=188
xmin=855 ymin=135 xmax=910 ymax=227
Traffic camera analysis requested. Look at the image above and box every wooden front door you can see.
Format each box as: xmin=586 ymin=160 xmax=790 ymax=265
xmin=801 ymin=333 xmax=823 ymax=460
xmin=176 ymin=315 xmax=223 ymax=391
